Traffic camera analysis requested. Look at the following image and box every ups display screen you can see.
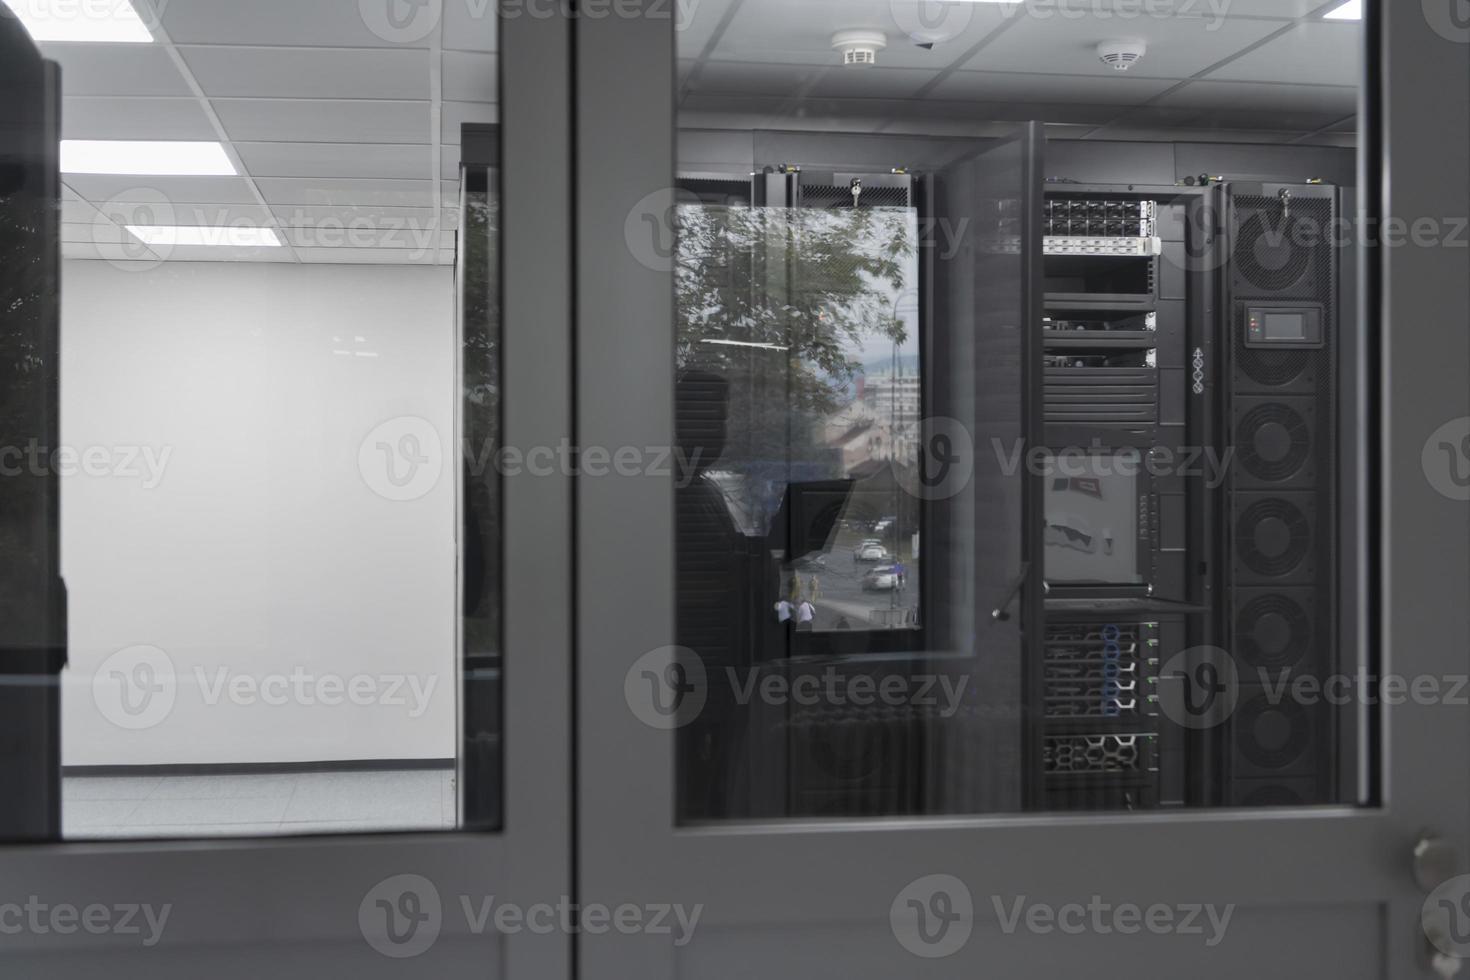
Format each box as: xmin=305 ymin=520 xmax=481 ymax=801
xmin=1263 ymin=312 xmax=1307 ymax=340
xmin=1043 ymin=456 xmax=1143 ymax=585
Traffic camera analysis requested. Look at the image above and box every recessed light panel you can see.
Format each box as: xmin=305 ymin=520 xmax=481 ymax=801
xmin=126 ymin=226 xmax=283 ymax=248
xmin=1322 ymin=0 xmax=1361 ymax=20
xmin=61 ymin=141 xmax=237 ymax=176
xmin=2 ymin=0 xmax=154 ymax=42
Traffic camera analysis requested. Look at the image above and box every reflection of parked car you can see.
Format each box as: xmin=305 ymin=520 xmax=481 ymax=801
xmin=856 ymin=544 xmax=888 ymax=562
xmin=793 ymin=554 xmax=827 ymax=571
xmin=852 ymin=538 xmax=881 ymax=559
xmin=862 ymin=566 xmax=899 ymax=591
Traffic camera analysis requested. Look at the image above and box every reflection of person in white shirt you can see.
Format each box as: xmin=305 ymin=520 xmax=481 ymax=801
xmin=774 ymin=598 xmax=793 ymax=623
xmin=796 ymin=599 xmax=816 ymax=628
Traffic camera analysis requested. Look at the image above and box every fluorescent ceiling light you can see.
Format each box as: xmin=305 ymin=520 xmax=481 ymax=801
xmin=1322 ymin=0 xmax=1361 ymax=19
xmin=61 ymin=140 xmax=236 ymax=176
xmin=701 ymin=339 xmax=789 ymax=352
xmin=126 ymin=226 xmax=282 ymax=248
xmin=2 ymin=0 xmax=153 ymax=42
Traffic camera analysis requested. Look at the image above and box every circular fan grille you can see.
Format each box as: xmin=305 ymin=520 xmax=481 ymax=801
xmin=1239 ymin=349 xmax=1310 ymax=388
xmin=1235 ymin=211 xmax=1312 ymax=291
xmin=1237 ymin=498 xmax=1312 ymax=577
xmin=1236 ymin=593 xmax=1312 ymax=671
xmin=1240 ymin=783 xmax=1307 ymax=807
xmin=1236 ymin=695 xmax=1312 ymax=770
xmin=1238 ymin=403 xmax=1311 ymax=481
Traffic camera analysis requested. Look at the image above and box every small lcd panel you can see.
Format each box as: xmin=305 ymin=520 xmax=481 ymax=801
xmin=1262 ymin=312 xmax=1306 ymax=341
xmin=1044 ymin=455 xmax=1143 ymax=585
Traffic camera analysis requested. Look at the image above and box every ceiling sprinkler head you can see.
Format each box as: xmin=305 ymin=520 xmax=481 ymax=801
xmin=1097 ymin=38 xmax=1147 ymax=71
xmin=832 ymin=29 xmax=888 ymax=67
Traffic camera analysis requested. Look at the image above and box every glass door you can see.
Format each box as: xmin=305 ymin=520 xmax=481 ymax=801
xmin=0 ymin=2 xmax=572 ymax=976
xmin=575 ymin=0 xmax=1470 ymax=975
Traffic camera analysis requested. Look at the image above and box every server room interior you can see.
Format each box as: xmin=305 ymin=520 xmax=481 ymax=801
xmin=669 ymin=10 xmax=1362 ymax=823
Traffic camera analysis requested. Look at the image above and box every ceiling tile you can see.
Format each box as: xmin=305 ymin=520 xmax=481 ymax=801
xmin=180 ymin=46 xmax=431 ymax=100
xmin=712 ymin=0 xmax=1015 ymax=70
xmin=931 ymin=70 xmax=1177 ymax=104
xmin=1157 ymin=79 xmax=1356 ymax=115
xmin=676 ymin=0 xmax=737 ymax=56
xmin=441 ymin=51 xmax=497 ymax=101
xmin=441 ymin=101 xmax=498 ymax=143
xmin=1204 ymin=22 xmax=1360 ymax=87
xmin=441 ymin=0 xmax=499 ymax=52
xmin=62 ymin=175 xmax=261 ymax=206
xmin=804 ymin=66 xmax=936 ymax=99
xmin=960 ymin=12 xmax=1285 ymax=78
xmin=295 ymin=246 xmax=442 ymax=264
xmin=235 ymin=142 xmax=433 ymax=179
xmin=691 ymin=61 xmax=827 ymax=96
xmin=1057 ymin=0 xmax=1329 ymax=18
xmin=269 ymin=204 xmax=444 ymax=229
xmin=62 ymin=98 xmax=217 ymax=140
xmin=159 ymin=0 xmax=434 ymax=48
xmin=254 ymin=177 xmax=435 ymax=208
xmin=213 ymin=99 xmax=430 ymax=143
xmin=41 ymin=43 xmax=191 ymax=97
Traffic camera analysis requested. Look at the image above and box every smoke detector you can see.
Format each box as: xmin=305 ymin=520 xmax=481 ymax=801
xmin=1096 ymin=39 xmax=1147 ymax=71
xmin=832 ymin=29 xmax=887 ymax=67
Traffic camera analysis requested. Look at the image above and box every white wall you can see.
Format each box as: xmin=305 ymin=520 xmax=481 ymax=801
xmin=59 ymin=259 xmax=457 ymax=767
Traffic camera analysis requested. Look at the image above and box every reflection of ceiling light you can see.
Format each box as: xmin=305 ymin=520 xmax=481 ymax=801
xmin=126 ymin=226 xmax=282 ymax=247
xmin=2 ymin=0 xmax=153 ymax=42
xmin=1322 ymin=0 xmax=1361 ymax=19
xmin=62 ymin=140 xmax=237 ymax=176
xmin=701 ymin=339 xmax=789 ymax=352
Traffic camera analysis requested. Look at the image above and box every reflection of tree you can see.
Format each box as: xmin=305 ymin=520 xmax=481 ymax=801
xmin=675 ymin=205 xmax=916 ymax=529
xmin=462 ymin=188 xmax=500 ymax=651
xmin=0 ymin=151 xmax=57 ymax=641
xmin=676 ymin=205 xmax=913 ymax=416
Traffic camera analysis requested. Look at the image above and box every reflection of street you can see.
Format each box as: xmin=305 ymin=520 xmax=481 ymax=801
xmin=787 ymin=528 xmax=921 ymax=631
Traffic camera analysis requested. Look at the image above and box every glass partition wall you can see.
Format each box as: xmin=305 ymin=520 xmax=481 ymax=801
xmin=671 ymin=2 xmax=1368 ymax=820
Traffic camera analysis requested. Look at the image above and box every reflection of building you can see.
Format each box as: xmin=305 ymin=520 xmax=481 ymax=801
xmin=823 ymin=372 xmax=920 ymax=472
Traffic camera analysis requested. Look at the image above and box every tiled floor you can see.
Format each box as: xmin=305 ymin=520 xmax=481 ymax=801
xmin=63 ymin=769 xmax=456 ymax=839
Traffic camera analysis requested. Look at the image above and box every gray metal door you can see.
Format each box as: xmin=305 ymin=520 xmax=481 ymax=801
xmin=0 ymin=5 xmax=573 ymax=977
xmin=573 ymin=0 xmax=1470 ymax=976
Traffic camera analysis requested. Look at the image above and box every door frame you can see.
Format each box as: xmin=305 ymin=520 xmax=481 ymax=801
xmin=0 ymin=6 xmax=574 ymax=977
xmin=574 ymin=0 xmax=1470 ymax=975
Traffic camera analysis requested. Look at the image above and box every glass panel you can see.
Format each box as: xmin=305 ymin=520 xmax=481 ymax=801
xmin=672 ymin=0 xmax=1368 ymax=819
xmin=0 ymin=3 xmax=500 ymax=838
